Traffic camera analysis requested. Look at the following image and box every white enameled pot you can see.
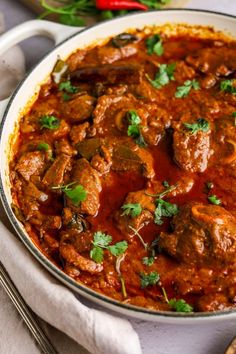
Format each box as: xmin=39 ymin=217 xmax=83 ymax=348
xmin=0 ymin=10 xmax=236 ymax=323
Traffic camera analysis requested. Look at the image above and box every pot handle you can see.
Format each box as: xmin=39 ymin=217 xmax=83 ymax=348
xmin=0 ymin=20 xmax=84 ymax=121
xmin=0 ymin=19 xmax=83 ymax=55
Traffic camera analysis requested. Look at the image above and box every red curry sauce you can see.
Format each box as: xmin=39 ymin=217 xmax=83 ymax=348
xmin=10 ymin=27 xmax=236 ymax=312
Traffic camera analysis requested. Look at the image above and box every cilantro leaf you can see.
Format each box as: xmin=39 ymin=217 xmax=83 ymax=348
xmin=59 ymin=80 xmax=78 ymax=94
xmin=208 ymin=195 xmax=221 ymax=205
xmin=220 ymin=79 xmax=236 ymax=94
xmin=175 ymin=79 xmax=200 ymax=98
xmin=147 ymin=63 xmax=176 ymax=89
xmin=93 ymin=231 xmax=112 ymax=248
xmin=140 ymin=271 xmax=160 ymax=288
xmin=154 ymin=199 xmax=179 ymax=225
xmin=108 ymin=241 xmax=128 ymax=257
xmin=184 ymin=118 xmax=209 ymax=135
xmin=121 ymin=203 xmax=142 ymax=218
xmin=127 ymin=110 xmax=147 ymax=147
xmin=63 ymin=185 xmax=87 ymax=205
xmin=162 ymin=180 xmax=170 ymax=188
xmin=142 ymin=256 xmax=155 ymax=266
xmin=146 ymin=35 xmax=164 ymax=56
xmin=169 ymin=299 xmax=193 ymax=313
xmin=37 ymin=142 xmax=50 ymax=151
xmin=39 ymin=115 xmax=60 ymax=130
xmin=128 ymin=110 xmax=141 ymax=126
xmin=90 ymin=246 xmax=104 ymax=263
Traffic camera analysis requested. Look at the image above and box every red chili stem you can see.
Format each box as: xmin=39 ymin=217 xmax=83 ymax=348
xmin=96 ymin=0 xmax=148 ymax=11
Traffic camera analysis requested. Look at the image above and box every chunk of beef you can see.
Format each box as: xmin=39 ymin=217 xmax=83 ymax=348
xmin=173 ymin=123 xmax=211 ymax=172
xmin=55 ymin=139 xmax=76 ymax=156
xmin=68 ymin=158 xmax=102 ymax=216
xmin=42 ymin=154 xmax=71 ymax=188
xmin=60 ymin=94 xmax=95 ymax=123
xmin=60 ymin=243 xmax=103 ymax=274
xmin=174 ymin=61 xmax=196 ymax=83
xmin=186 ymin=47 xmax=236 ymax=76
xmin=16 ymin=151 xmax=45 ymax=181
xmin=70 ymin=122 xmax=89 ymax=145
xmin=71 ymin=64 xmax=142 ymax=85
xmin=213 ymin=116 xmax=236 ymax=166
xmin=159 ymin=203 xmax=236 ymax=266
xmin=44 ymin=119 xmax=70 ymax=140
xmin=142 ymin=104 xmax=171 ymax=145
xmin=97 ymin=44 xmax=138 ymax=64
xmin=115 ymin=190 xmax=155 ymax=234
xmin=60 ymin=229 xmax=92 ymax=253
xmin=92 ymin=93 xmax=138 ymax=125
xmin=24 ymin=182 xmax=48 ymax=203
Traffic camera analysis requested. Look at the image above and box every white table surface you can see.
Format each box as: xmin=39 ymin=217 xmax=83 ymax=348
xmin=0 ymin=1 xmax=236 ymax=354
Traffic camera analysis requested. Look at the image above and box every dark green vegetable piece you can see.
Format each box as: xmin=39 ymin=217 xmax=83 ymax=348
xmin=147 ymin=63 xmax=176 ymax=89
xmin=169 ymin=299 xmax=193 ymax=313
xmin=208 ymin=195 xmax=221 ymax=205
xmin=146 ymin=34 xmax=164 ymax=56
xmin=108 ymin=241 xmax=128 ymax=257
xmin=175 ymin=79 xmax=200 ymax=98
xmin=140 ymin=271 xmax=160 ymax=288
xmin=39 ymin=115 xmax=60 ymax=130
xmin=77 ymin=138 xmax=101 ymax=160
xmin=127 ymin=110 xmax=146 ymax=147
xmin=142 ymin=256 xmax=155 ymax=266
xmin=111 ymin=33 xmax=138 ymax=48
xmin=154 ymin=199 xmax=179 ymax=225
xmin=51 ymin=58 xmax=68 ymax=84
xmin=59 ymin=80 xmax=78 ymax=94
xmin=220 ymin=79 xmax=236 ymax=94
xmin=184 ymin=118 xmax=209 ymax=135
xmin=37 ymin=142 xmax=50 ymax=151
xmin=121 ymin=203 xmax=142 ymax=218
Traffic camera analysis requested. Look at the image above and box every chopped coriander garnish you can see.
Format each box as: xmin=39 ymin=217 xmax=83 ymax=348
xmin=146 ymin=63 xmax=176 ymax=89
xmin=121 ymin=203 xmax=142 ymax=218
xmin=93 ymin=231 xmax=112 ymax=248
xmin=39 ymin=115 xmax=60 ymax=130
xmin=140 ymin=271 xmax=160 ymax=288
xmin=169 ymin=299 xmax=193 ymax=313
xmin=220 ymin=79 xmax=236 ymax=94
xmin=184 ymin=118 xmax=209 ymax=135
xmin=154 ymin=199 xmax=179 ymax=225
xmin=37 ymin=142 xmax=50 ymax=151
xmin=146 ymin=34 xmax=164 ymax=56
xmin=142 ymin=256 xmax=155 ymax=266
xmin=109 ymin=241 xmax=128 ymax=257
xmin=52 ymin=182 xmax=87 ymax=205
xmin=127 ymin=110 xmax=146 ymax=147
xmin=208 ymin=195 xmax=221 ymax=205
xmin=162 ymin=287 xmax=193 ymax=313
xmin=59 ymin=80 xmax=78 ymax=94
xmin=62 ymin=93 xmax=71 ymax=101
xmin=90 ymin=231 xmax=128 ymax=263
xmin=90 ymin=246 xmax=104 ymax=263
xmin=232 ymin=112 xmax=236 ymax=117
xmin=175 ymin=79 xmax=200 ymax=98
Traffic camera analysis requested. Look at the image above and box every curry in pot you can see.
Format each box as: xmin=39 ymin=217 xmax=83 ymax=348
xmin=10 ymin=25 xmax=236 ymax=313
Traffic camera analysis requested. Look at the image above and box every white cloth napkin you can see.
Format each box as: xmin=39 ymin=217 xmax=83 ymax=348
xmin=0 ymin=220 xmax=141 ymax=354
xmin=0 ymin=11 xmax=141 ymax=354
